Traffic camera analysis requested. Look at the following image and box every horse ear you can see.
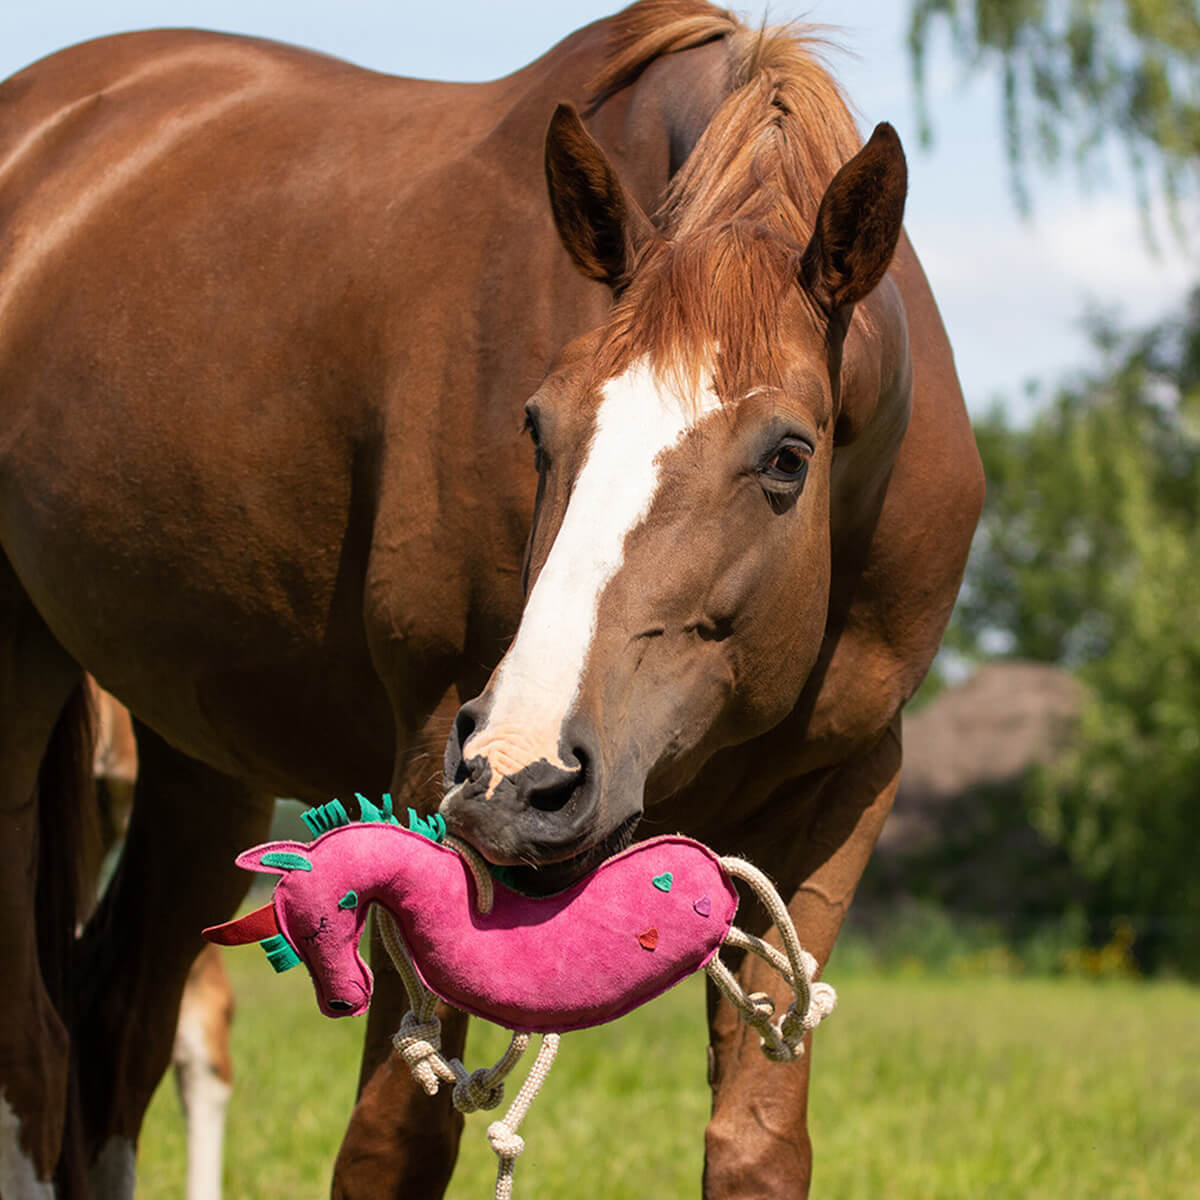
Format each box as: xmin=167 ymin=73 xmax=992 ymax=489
xmin=800 ymin=122 xmax=907 ymax=321
xmin=544 ymin=102 xmax=658 ymax=291
xmin=236 ymin=841 xmax=314 ymax=875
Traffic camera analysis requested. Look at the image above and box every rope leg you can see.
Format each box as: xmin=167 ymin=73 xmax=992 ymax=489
xmin=379 ymin=907 xmax=531 ymax=1113
xmin=374 ymin=852 xmax=560 ymax=1200
xmin=714 ymin=857 xmax=839 ymax=1060
xmin=453 ymin=1030 xmax=530 ymax=1113
xmin=486 ymin=1033 xmax=560 ymax=1200
xmin=379 ymin=909 xmax=457 ymax=1094
xmin=724 ymin=925 xmax=796 ymax=984
xmin=705 ymin=956 xmax=796 ymax=1062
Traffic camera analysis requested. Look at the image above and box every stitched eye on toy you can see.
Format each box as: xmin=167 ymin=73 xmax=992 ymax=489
xmin=302 ymin=915 xmax=328 ymax=943
xmin=338 ymin=890 xmax=359 ymax=910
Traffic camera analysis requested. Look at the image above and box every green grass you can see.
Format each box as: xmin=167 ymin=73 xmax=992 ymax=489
xmin=135 ymin=954 xmax=1199 ymax=1198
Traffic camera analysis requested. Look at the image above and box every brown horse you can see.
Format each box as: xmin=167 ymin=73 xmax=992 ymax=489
xmin=0 ymin=1 xmax=981 ymax=1196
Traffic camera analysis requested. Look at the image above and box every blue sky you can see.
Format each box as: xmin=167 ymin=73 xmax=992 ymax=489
xmin=4 ymin=1 xmax=1194 ymax=415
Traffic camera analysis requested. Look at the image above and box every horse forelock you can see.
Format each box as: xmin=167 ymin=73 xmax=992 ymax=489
xmin=593 ymin=230 xmax=806 ymax=410
xmin=586 ymin=4 xmax=869 ymax=412
xmin=589 ymin=1 xmax=861 ymax=240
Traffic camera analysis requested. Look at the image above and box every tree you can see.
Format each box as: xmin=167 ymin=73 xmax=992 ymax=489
xmin=907 ymin=2 xmax=1200 ymax=971
xmin=952 ymin=290 xmax=1200 ymax=664
xmin=909 ymin=0 xmax=1200 ymax=225
xmin=946 ymin=285 xmax=1200 ymax=971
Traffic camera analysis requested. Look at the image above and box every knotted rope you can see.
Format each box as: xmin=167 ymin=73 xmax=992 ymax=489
xmin=485 ymin=1032 xmax=559 ymax=1200
xmin=704 ymin=855 xmax=837 ymax=1062
xmin=379 ymin=906 xmax=557 ymax=1200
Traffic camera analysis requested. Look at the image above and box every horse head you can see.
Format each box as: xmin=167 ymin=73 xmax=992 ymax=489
xmin=441 ymin=95 xmax=909 ymax=894
xmin=205 ymin=836 xmax=373 ymax=1017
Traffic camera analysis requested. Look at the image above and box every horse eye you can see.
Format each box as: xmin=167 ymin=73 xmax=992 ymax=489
xmin=761 ymin=439 xmax=812 ymax=483
xmin=522 ymin=411 xmax=541 ymax=449
xmin=337 ymin=890 xmax=358 ymax=910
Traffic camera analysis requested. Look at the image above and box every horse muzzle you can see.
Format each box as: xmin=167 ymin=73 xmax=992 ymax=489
xmin=438 ymin=766 xmax=641 ymax=896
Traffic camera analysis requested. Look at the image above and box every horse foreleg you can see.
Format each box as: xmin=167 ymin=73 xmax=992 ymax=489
xmin=332 ymin=918 xmax=469 ymax=1200
xmin=703 ymin=724 xmax=901 ymax=1199
xmin=75 ymin=723 xmax=273 ymax=1196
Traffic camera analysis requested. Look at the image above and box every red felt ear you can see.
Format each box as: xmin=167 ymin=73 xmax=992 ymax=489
xmin=203 ymin=901 xmax=279 ymax=946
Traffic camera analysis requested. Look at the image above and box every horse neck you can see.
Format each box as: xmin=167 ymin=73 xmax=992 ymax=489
xmin=586 ymin=37 xmax=734 ymax=217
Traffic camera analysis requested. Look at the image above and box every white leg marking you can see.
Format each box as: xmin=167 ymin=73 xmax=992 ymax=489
xmin=465 ymin=357 xmax=721 ymax=775
xmin=0 ymin=1093 xmax=55 ymax=1199
xmin=173 ymin=1009 xmax=231 ymax=1200
xmin=89 ymin=1135 xmax=136 ymax=1199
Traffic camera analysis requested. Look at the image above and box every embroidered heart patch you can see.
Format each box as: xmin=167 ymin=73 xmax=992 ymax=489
xmin=693 ymin=895 xmax=712 ymax=918
xmin=652 ymin=872 xmax=673 ymax=892
xmin=637 ymin=927 xmax=659 ymax=951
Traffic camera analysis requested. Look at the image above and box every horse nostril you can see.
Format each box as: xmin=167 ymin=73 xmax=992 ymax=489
xmin=446 ymin=705 xmax=480 ymax=786
xmin=454 ymin=708 xmax=476 ymax=752
xmin=572 ymin=744 xmax=590 ymax=782
xmin=328 ymin=999 xmax=353 ymax=1012
xmin=529 ymin=775 xmax=577 ymax=813
xmin=528 ymin=750 xmax=588 ymax=814
xmin=694 ymin=616 xmax=735 ymax=642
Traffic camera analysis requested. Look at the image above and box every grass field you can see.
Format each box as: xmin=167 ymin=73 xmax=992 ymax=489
xmin=135 ymin=948 xmax=1200 ymax=1198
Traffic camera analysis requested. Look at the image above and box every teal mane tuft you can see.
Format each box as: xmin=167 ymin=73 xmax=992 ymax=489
xmin=356 ymin=792 xmax=401 ymax=826
xmin=260 ymin=933 xmax=300 ymax=973
xmin=406 ymin=808 xmax=446 ymax=843
xmin=301 ymin=798 xmax=351 ymax=838
xmin=303 ymin=792 xmax=447 ymax=840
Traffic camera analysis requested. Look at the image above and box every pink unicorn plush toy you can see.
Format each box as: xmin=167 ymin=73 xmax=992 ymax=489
xmin=204 ymin=796 xmax=836 ymax=1199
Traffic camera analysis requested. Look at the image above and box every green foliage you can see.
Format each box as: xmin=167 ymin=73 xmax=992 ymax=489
xmin=909 ymin=0 xmax=1200 ymax=223
xmin=951 ymin=291 xmax=1200 ymax=972
xmin=839 ymin=899 xmax=1135 ymax=978
xmin=953 ymin=289 xmax=1200 ymax=664
xmin=910 ymin=3 xmax=1200 ymax=970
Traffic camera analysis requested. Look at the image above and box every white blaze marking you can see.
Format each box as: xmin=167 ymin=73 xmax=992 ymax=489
xmin=173 ymin=1008 xmax=232 ymax=1200
xmin=465 ymin=357 xmax=720 ymax=775
xmin=0 ymin=1092 xmax=54 ymax=1199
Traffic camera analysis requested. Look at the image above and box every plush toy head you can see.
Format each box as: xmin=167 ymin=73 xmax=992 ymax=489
xmin=206 ymin=838 xmax=376 ymax=1015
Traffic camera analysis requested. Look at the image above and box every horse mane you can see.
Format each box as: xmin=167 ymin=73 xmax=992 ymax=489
xmin=586 ymin=0 xmax=741 ymax=109
xmin=587 ymin=1 xmax=868 ymax=401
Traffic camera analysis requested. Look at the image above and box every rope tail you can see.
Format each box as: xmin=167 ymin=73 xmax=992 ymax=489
xmin=706 ymin=856 xmax=837 ymax=1062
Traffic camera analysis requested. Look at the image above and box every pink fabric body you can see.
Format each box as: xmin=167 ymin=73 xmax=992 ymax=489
xmin=258 ymin=826 xmax=739 ymax=1033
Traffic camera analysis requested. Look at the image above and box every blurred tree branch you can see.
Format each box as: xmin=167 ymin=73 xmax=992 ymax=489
xmin=909 ymin=0 xmax=1200 ymax=234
